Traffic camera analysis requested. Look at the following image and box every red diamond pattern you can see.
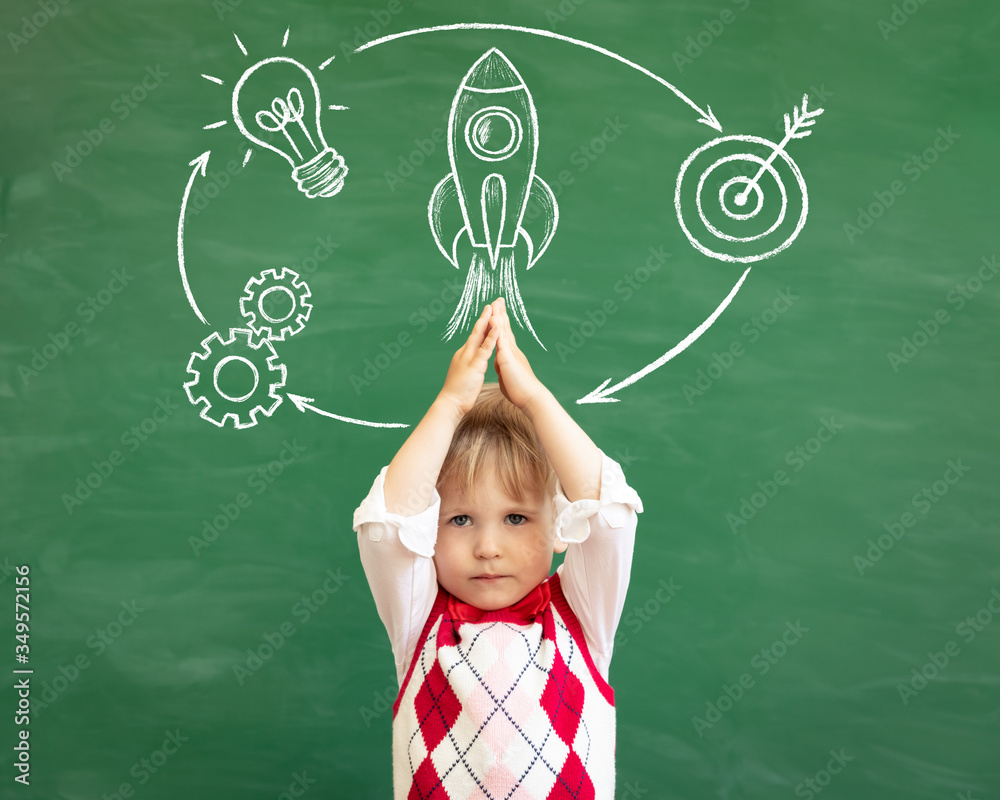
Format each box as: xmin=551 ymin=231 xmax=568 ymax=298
xmin=408 ymin=758 xmax=449 ymax=800
xmin=413 ymin=659 xmax=462 ymax=752
xmin=541 ymin=649 xmax=585 ymax=746
xmin=547 ymin=750 xmax=595 ymax=800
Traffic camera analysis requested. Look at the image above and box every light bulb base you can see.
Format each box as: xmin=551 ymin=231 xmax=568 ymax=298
xmin=292 ymin=147 xmax=348 ymax=198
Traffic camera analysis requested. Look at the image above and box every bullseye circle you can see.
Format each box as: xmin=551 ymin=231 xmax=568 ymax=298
xmin=720 ymin=176 xmax=763 ymax=220
xmin=698 ymin=153 xmax=785 ymax=242
xmin=674 ymin=134 xmax=809 ymax=263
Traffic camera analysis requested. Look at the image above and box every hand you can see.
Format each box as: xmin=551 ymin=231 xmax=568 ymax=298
xmin=437 ymin=304 xmax=501 ymax=417
xmin=489 ymin=297 xmax=548 ymax=412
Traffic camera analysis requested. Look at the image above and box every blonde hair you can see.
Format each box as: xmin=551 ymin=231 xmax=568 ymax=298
xmin=437 ymin=383 xmax=556 ymax=510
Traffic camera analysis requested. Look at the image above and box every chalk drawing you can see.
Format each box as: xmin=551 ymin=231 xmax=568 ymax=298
xmin=202 ymin=31 xmax=349 ymax=198
xmin=239 ymin=267 xmax=313 ymax=341
xmin=577 ymin=267 xmax=752 ymax=404
xmin=287 ymin=394 xmax=410 ymax=429
xmin=184 ymin=328 xmax=286 ymax=429
xmin=675 ymin=95 xmax=823 ymax=263
xmin=354 ymin=24 xmax=722 ymax=131
xmin=231 ymin=55 xmax=348 ymax=198
xmin=428 ymin=48 xmax=557 ymax=348
xmin=177 ymin=151 xmax=212 ymax=325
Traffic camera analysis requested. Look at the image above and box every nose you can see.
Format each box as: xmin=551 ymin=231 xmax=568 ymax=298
xmin=472 ymin=527 xmax=502 ymax=559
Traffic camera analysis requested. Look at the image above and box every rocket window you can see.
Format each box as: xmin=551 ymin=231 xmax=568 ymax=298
xmin=464 ymin=107 xmax=523 ymax=162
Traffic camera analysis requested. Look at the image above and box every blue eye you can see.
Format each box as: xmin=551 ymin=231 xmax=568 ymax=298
xmin=506 ymin=514 xmax=527 ymax=525
xmin=450 ymin=515 xmax=471 ymax=527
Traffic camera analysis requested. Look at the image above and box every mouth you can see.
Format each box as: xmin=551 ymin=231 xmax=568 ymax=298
xmin=473 ymin=574 xmax=508 ymax=582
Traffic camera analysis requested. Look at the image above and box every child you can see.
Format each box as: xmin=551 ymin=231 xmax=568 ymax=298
xmin=352 ymin=297 xmax=643 ymax=798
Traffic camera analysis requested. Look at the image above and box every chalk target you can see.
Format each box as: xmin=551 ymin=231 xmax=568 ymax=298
xmin=674 ymin=134 xmax=808 ymax=263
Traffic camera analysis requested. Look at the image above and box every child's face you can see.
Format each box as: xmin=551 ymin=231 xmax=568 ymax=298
xmin=434 ymin=466 xmax=565 ymax=611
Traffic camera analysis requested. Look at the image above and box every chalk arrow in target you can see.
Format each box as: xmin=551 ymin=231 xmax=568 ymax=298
xmin=286 ymin=393 xmax=410 ymax=429
xmin=177 ymin=150 xmax=212 ymax=325
xmin=577 ymin=266 xmax=751 ymax=404
xmin=674 ymin=94 xmax=824 ymax=264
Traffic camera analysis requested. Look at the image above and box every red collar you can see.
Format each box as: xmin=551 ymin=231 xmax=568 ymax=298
xmin=445 ymin=579 xmax=551 ymax=625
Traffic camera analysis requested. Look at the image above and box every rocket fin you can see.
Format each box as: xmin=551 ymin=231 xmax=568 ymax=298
xmin=428 ymin=173 xmax=464 ymax=269
xmin=520 ymin=175 xmax=559 ymax=270
xmin=481 ymin=174 xmax=507 ymax=271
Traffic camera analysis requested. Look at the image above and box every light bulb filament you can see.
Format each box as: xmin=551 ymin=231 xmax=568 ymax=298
xmin=254 ymin=88 xmax=317 ymax=162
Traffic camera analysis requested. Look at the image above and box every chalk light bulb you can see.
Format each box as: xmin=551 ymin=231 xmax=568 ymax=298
xmin=232 ymin=56 xmax=347 ymax=198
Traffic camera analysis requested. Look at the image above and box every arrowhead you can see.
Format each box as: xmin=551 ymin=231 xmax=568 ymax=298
xmin=697 ymin=106 xmax=722 ymax=133
xmin=189 ymin=150 xmax=211 ymax=176
xmin=576 ymin=378 xmax=621 ymax=405
xmin=287 ymin=393 xmax=314 ymax=413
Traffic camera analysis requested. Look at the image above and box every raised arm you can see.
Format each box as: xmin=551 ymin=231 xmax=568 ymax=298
xmin=488 ymin=298 xmax=602 ymax=503
xmin=383 ymin=304 xmax=501 ymax=515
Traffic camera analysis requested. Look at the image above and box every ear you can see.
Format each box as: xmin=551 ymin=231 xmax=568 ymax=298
xmin=552 ymin=536 xmax=568 ymax=555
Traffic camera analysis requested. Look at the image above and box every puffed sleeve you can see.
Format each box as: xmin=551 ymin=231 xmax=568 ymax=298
xmin=353 ymin=466 xmax=440 ymax=557
xmin=555 ymin=449 xmax=643 ymax=681
xmin=353 ymin=467 xmax=440 ymax=686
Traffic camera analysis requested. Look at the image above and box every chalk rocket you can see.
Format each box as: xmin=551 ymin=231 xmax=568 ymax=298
xmin=428 ymin=48 xmax=559 ymax=347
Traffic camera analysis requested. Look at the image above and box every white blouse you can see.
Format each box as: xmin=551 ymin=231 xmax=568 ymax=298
xmin=352 ymin=448 xmax=643 ymax=686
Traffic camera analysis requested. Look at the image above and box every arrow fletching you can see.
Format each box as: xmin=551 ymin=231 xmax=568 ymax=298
xmin=784 ymin=93 xmax=825 ymax=140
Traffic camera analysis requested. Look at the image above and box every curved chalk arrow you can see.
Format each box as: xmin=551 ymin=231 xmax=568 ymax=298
xmin=178 ymin=151 xmax=211 ymax=325
xmin=577 ymin=266 xmax=752 ymax=404
xmin=355 ymin=24 xmax=722 ymax=132
xmin=287 ymin=393 xmax=410 ymax=428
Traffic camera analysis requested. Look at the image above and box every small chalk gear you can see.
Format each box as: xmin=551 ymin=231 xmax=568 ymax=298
xmin=239 ymin=267 xmax=313 ymax=342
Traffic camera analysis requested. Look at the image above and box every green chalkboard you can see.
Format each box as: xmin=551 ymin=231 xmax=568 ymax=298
xmin=2 ymin=0 xmax=999 ymax=797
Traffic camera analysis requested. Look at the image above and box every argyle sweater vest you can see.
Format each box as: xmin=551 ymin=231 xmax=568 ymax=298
xmin=391 ymin=572 xmax=615 ymax=799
